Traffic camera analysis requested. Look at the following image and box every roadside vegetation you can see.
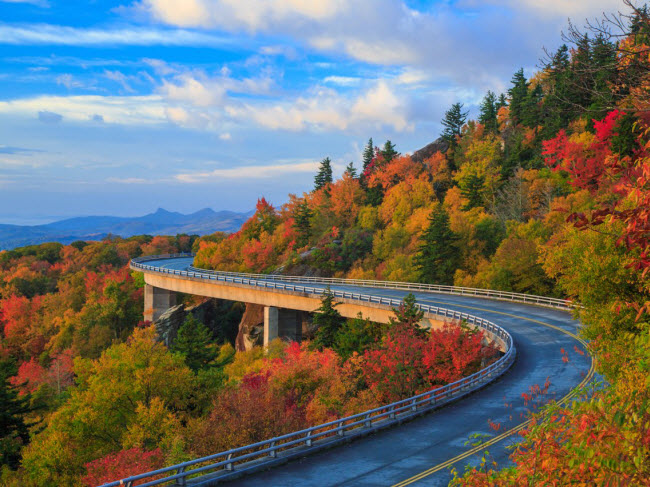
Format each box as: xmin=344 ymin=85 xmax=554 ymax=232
xmin=1 ymin=1 xmax=650 ymax=484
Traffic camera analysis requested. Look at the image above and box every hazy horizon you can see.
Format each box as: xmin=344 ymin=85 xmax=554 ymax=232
xmin=0 ymin=205 xmax=254 ymax=227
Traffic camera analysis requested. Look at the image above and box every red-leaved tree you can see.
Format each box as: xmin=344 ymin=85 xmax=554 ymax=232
xmin=82 ymin=448 xmax=165 ymax=487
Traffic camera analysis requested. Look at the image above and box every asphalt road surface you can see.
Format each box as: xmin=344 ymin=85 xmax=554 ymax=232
xmin=141 ymin=257 xmax=593 ymax=486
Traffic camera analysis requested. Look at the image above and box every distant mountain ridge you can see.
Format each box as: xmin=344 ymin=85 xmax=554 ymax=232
xmin=0 ymin=208 xmax=253 ymax=250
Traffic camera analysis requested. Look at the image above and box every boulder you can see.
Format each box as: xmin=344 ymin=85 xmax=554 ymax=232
xmin=235 ymin=303 xmax=265 ymax=351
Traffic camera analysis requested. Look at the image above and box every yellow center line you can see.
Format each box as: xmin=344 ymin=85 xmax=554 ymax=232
xmin=391 ymin=303 xmax=595 ymax=487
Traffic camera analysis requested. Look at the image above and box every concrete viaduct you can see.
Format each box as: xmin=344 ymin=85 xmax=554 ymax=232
xmin=125 ymin=254 xmax=592 ymax=486
xmin=138 ymin=255 xmax=457 ymax=347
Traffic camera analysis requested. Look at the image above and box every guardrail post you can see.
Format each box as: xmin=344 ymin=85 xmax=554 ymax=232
xmin=389 ymin=405 xmax=396 ymax=420
xmin=364 ymin=413 xmax=372 ymax=428
xmin=305 ymin=431 xmax=313 ymax=447
xmin=225 ymin=453 xmax=234 ymax=471
xmin=411 ymin=398 xmax=417 ymax=412
xmin=176 ymin=466 xmax=186 ymax=486
xmin=338 ymin=421 xmax=345 ymax=436
xmin=269 ymin=441 xmax=277 ymax=458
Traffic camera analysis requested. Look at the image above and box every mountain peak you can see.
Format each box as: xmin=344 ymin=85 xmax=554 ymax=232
xmin=192 ymin=208 xmax=217 ymax=217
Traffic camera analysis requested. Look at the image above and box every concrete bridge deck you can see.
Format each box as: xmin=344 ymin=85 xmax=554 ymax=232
xmin=130 ymin=256 xmax=593 ymax=486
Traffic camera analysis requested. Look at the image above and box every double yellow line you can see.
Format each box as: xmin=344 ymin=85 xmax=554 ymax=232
xmin=392 ymin=303 xmax=596 ymax=487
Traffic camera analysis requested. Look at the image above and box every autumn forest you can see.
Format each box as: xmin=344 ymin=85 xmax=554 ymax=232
xmin=2 ymin=3 xmax=650 ymax=486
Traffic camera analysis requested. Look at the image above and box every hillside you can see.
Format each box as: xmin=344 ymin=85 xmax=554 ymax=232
xmin=0 ymin=208 xmax=252 ymax=250
xmin=0 ymin=3 xmax=649 ymax=486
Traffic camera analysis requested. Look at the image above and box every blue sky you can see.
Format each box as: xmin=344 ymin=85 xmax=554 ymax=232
xmin=0 ymin=0 xmax=625 ymax=224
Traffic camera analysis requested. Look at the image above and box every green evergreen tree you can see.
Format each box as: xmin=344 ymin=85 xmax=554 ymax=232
xmin=310 ymin=287 xmax=345 ymax=350
xmin=441 ymin=103 xmax=469 ymax=145
xmin=362 ymin=137 xmax=374 ymax=172
xmin=508 ymin=68 xmax=529 ymax=125
xmin=292 ymin=200 xmax=313 ymax=248
xmin=521 ymin=83 xmax=543 ymax=128
xmin=0 ymin=359 xmax=31 ymax=469
xmin=610 ymin=112 xmax=639 ymax=157
xmin=366 ymin=185 xmax=384 ymax=207
xmin=459 ymin=173 xmax=486 ymax=210
xmin=379 ymin=140 xmax=399 ymax=163
xmin=172 ymin=315 xmax=217 ymax=372
xmin=414 ymin=204 xmax=461 ymax=285
xmin=496 ymin=93 xmax=508 ymax=110
xmin=589 ymin=33 xmax=617 ymax=118
xmin=566 ymin=34 xmax=593 ymax=110
xmin=479 ymin=91 xmax=498 ymax=132
xmin=314 ymin=157 xmax=333 ymax=191
xmin=344 ymin=162 xmax=358 ymax=178
xmin=334 ymin=313 xmax=384 ymax=360
xmin=389 ymin=293 xmax=424 ymax=330
xmin=541 ymin=44 xmax=571 ymax=136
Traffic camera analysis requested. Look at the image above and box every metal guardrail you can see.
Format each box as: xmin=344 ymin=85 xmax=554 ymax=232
xmin=108 ymin=254 xmax=518 ymax=486
xmin=132 ymin=253 xmax=576 ymax=310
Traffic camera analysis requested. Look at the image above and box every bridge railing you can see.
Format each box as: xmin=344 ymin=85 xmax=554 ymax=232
xmin=131 ymin=253 xmax=577 ymax=310
xmin=108 ymin=255 xmax=517 ymax=486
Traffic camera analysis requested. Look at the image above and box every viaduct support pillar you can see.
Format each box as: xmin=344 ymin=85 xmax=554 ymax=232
xmin=264 ymin=307 xmax=303 ymax=346
xmin=144 ymin=284 xmax=177 ymax=323
xmin=264 ymin=306 xmax=279 ymax=347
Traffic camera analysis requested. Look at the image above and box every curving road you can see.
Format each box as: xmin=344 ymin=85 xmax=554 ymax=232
xmin=139 ymin=257 xmax=593 ymax=486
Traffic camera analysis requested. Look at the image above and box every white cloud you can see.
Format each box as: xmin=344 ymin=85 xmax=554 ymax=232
xmin=322 ymin=36 xmax=420 ymax=65
xmin=259 ymin=45 xmax=299 ymax=59
xmin=106 ymin=177 xmax=152 ymax=184
xmin=469 ymin=0 xmax=624 ymax=18
xmin=103 ymin=70 xmax=136 ymax=93
xmin=174 ymin=160 xmax=319 ymax=182
xmin=158 ymin=70 xmax=273 ymax=109
xmin=139 ymin=0 xmax=347 ymax=31
xmin=142 ymin=58 xmax=179 ymax=75
xmin=225 ymin=80 xmax=411 ymax=132
xmin=323 ymin=76 xmax=361 ymax=86
xmin=396 ymin=69 xmax=430 ymax=85
xmin=130 ymin=0 xmax=628 ymax=90
xmin=218 ymin=132 xmax=232 ymax=140
xmin=1 ymin=0 xmax=49 ymax=7
xmin=350 ymin=81 xmax=411 ymax=131
xmin=161 ymin=75 xmax=225 ymax=107
xmin=0 ymin=95 xmax=167 ymax=125
xmin=56 ymin=73 xmax=84 ymax=89
xmin=0 ymin=24 xmax=232 ymax=46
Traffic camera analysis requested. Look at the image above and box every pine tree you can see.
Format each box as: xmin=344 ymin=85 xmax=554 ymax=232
xmin=540 ymin=44 xmax=571 ymax=136
xmin=0 ymin=358 xmax=31 ymax=469
xmin=172 ymin=315 xmax=217 ymax=372
xmin=389 ymin=293 xmax=425 ymax=332
xmin=379 ymin=140 xmax=398 ymax=164
xmin=521 ymin=83 xmax=543 ymax=128
xmin=362 ymin=138 xmax=374 ymax=172
xmin=310 ymin=287 xmax=345 ymax=350
xmin=314 ymin=157 xmax=333 ymax=191
xmin=508 ymin=68 xmax=529 ymax=125
xmin=292 ymin=200 xmax=312 ymax=248
xmin=344 ymin=162 xmax=357 ymax=178
xmin=441 ymin=103 xmax=469 ymax=145
xmin=414 ymin=204 xmax=461 ymax=285
xmin=589 ymin=34 xmax=617 ymax=118
xmin=334 ymin=313 xmax=384 ymax=360
xmin=459 ymin=173 xmax=486 ymax=210
xmin=496 ymin=93 xmax=508 ymax=110
xmin=479 ymin=91 xmax=498 ymax=132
